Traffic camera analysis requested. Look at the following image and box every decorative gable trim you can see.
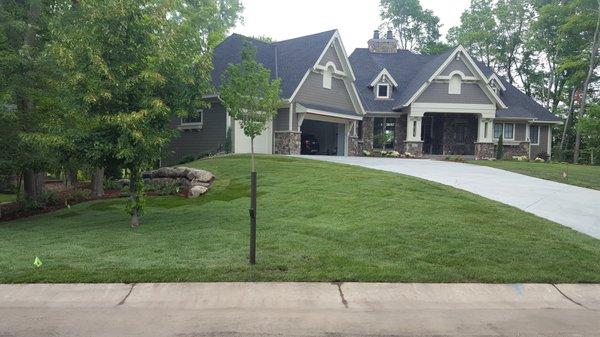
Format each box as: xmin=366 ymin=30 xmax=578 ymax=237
xmin=369 ymin=68 xmax=398 ymax=87
xmin=404 ymin=45 xmax=507 ymax=109
xmin=288 ymin=30 xmax=365 ymax=115
xmin=488 ymin=73 xmax=507 ymax=91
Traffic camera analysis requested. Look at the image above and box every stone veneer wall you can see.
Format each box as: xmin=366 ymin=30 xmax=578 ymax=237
xmin=394 ymin=116 xmax=407 ymax=153
xmin=274 ymin=131 xmax=301 ymax=155
xmin=474 ymin=143 xmax=495 ymax=159
xmin=440 ymin=114 xmax=477 ymax=155
xmin=361 ymin=117 xmax=374 ymax=152
xmin=348 ymin=136 xmax=363 ymax=156
xmin=498 ymin=142 xmax=529 ymax=159
xmin=404 ymin=141 xmax=423 ymax=157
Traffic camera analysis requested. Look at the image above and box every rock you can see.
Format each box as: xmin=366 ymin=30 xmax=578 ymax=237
xmin=188 ymin=185 xmax=208 ymax=198
xmin=186 ymin=168 xmax=213 ymax=182
xmin=117 ymin=178 xmax=130 ymax=186
xmin=190 ymin=180 xmax=211 ymax=188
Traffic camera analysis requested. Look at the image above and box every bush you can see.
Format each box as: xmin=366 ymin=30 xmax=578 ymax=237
xmin=64 ymin=189 xmax=91 ymax=203
xmin=362 ymin=150 xmax=371 ymax=157
xmin=178 ymin=155 xmax=197 ymax=165
xmin=224 ymin=126 xmax=233 ymax=153
xmin=496 ymin=135 xmax=504 ymax=159
xmin=536 ymin=151 xmax=550 ymax=162
xmin=146 ymin=180 xmax=180 ymax=196
xmin=534 ymin=157 xmax=545 ymax=163
xmin=103 ymin=179 xmax=122 ymax=190
xmin=23 ymin=189 xmax=60 ymax=210
xmin=387 ymin=150 xmax=400 ymax=157
xmin=404 ymin=152 xmax=415 ymax=158
xmin=512 ymin=155 xmax=528 ymax=162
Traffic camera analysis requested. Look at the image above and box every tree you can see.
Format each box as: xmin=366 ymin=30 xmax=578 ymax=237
xmin=496 ymin=134 xmax=504 ymax=160
xmin=220 ymin=43 xmax=281 ymax=264
xmin=0 ymin=0 xmax=67 ymax=200
xmin=577 ymin=103 xmax=600 ymax=163
xmin=50 ymin=0 xmax=242 ymax=227
xmin=379 ymin=0 xmax=441 ymax=52
xmin=573 ymin=0 xmax=600 ymax=163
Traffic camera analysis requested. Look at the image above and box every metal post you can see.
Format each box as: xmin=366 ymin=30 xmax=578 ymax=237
xmin=249 ymin=171 xmax=257 ymax=264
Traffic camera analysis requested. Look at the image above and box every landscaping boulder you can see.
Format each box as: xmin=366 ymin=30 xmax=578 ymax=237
xmin=188 ymin=185 xmax=208 ymax=198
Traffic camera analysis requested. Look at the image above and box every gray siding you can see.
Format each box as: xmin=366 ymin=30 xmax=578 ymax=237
xmin=164 ymin=102 xmax=227 ymax=166
xmin=319 ymin=45 xmax=343 ymax=70
xmin=295 ymin=71 xmax=355 ymax=112
xmin=273 ymin=108 xmax=289 ymax=131
xmin=530 ymin=125 xmax=550 ymax=158
xmin=440 ymin=59 xmax=473 ymax=76
xmin=416 ymin=82 xmax=492 ymax=104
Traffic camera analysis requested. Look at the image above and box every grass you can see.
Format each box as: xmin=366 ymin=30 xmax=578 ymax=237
xmin=1 ymin=155 xmax=600 ymax=283
xmin=0 ymin=193 xmax=15 ymax=203
xmin=468 ymin=160 xmax=600 ymax=190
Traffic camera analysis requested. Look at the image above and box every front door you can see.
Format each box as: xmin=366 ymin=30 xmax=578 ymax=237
xmin=422 ymin=116 xmax=434 ymax=154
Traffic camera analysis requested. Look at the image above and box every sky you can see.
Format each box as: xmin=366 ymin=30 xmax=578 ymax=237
xmin=232 ymin=0 xmax=471 ymax=52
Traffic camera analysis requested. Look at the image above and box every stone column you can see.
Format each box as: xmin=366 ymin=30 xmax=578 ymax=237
xmin=362 ymin=117 xmax=374 ymax=152
xmin=474 ymin=116 xmax=494 ymax=159
xmin=394 ymin=116 xmax=406 ymax=153
xmin=405 ymin=115 xmax=423 ymax=157
xmin=274 ymin=131 xmax=301 ymax=155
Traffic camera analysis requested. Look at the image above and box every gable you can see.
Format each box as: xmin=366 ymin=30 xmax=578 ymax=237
xmin=319 ymin=45 xmax=343 ymax=71
xmin=294 ymin=72 xmax=356 ymax=113
xmin=440 ymin=58 xmax=473 ymax=77
xmin=415 ymin=82 xmax=492 ymax=104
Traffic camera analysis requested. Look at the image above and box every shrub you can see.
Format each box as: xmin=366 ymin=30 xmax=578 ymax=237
xmin=64 ymin=189 xmax=91 ymax=203
xmin=23 ymin=189 xmax=60 ymax=210
xmin=178 ymin=155 xmax=197 ymax=165
xmin=496 ymin=135 xmax=504 ymax=159
xmin=224 ymin=126 xmax=233 ymax=153
xmin=146 ymin=180 xmax=180 ymax=196
xmin=512 ymin=155 xmax=528 ymax=162
xmin=103 ymin=179 xmax=122 ymax=190
xmin=387 ymin=150 xmax=400 ymax=157
xmin=362 ymin=150 xmax=372 ymax=157
xmin=536 ymin=151 xmax=550 ymax=162
xmin=534 ymin=157 xmax=545 ymax=163
xmin=404 ymin=152 xmax=414 ymax=158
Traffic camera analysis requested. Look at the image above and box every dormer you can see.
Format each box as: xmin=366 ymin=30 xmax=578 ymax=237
xmin=488 ymin=73 xmax=506 ymax=95
xmin=370 ymin=68 xmax=397 ymax=99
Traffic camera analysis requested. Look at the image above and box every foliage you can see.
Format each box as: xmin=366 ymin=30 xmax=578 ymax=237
xmin=64 ymin=188 xmax=91 ymax=203
xmin=22 ymin=189 xmax=60 ymax=210
xmin=496 ymin=135 xmax=504 ymax=160
xmin=145 ymin=180 xmax=180 ymax=196
xmin=220 ymin=43 xmax=281 ymax=170
xmin=224 ymin=126 xmax=233 ymax=153
xmin=50 ymin=0 xmax=242 ymax=226
xmin=379 ymin=0 xmax=441 ymax=52
xmin=578 ymin=103 xmax=600 ymax=151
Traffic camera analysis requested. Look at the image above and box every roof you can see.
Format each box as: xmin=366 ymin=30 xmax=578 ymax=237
xmin=349 ymin=47 xmax=561 ymax=122
xmin=211 ymin=30 xmax=336 ymax=99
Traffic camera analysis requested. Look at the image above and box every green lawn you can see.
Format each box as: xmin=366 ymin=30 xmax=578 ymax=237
xmin=468 ymin=160 xmax=600 ymax=190
xmin=1 ymin=155 xmax=600 ymax=283
xmin=0 ymin=193 xmax=15 ymax=203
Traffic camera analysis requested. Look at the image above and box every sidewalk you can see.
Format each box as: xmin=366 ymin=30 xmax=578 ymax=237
xmin=1 ymin=283 xmax=599 ymax=336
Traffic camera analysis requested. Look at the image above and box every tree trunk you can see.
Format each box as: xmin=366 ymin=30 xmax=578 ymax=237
xmin=130 ymin=169 xmax=140 ymax=228
xmin=249 ymin=137 xmax=257 ymax=264
xmin=23 ymin=170 xmax=44 ymax=198
xmin=560 ymin=87 xmax=577 ymax=155
xmin=91 ymin=167 xmax=104 ymax=197
xmin=66 ymin=169 xmax=77 ymax=187
xmin=251 ymin=137 xmax=255 ymax=173
xmin=574 ymin=5 xmax=600 ymax=163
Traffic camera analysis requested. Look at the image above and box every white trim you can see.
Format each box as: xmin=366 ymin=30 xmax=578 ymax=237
xmin=547 ymin=126 xmax=552 ymax=156
xmin=403 ymin=46 xmax=507 ymax=109
xmin=493 ymin=122 xmax=515 ymax=140
xmin=296 ymin=104 xmax=364 ymax=121
xmin=288 ymin=103 xmax=294 ymax=131
xmin=349 ymin=81 xmax=366 ymax=115
xmin=488 ymin=74 xmax=507 ymax=91
xmin=369 ymin=68 xmax=398 ymax=87
xmin=376 ymin=83 xmax=390 ymax=99
xmin=312 ymin=30 xmax=356 ymax=81
xmin=533 ymin=120 xmax=563 ymax=125
xmin=448 ymin=73 xmax=462 ymax=95
xmin=179 ymin=110 xmax=204 ymax=130
xmin=288 ymin=70 xmax=311 ymax=102
xmin=411 ymin=102 xmax=496 ymax=118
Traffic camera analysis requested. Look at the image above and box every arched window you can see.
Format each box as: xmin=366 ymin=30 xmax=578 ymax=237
xmin=449 ymin=74 xmax=462 ymax=95
xmin=323 ymin=65 xmax=333 ymax=89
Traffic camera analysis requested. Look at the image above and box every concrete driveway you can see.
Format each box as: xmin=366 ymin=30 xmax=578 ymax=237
xmin=301 ymin=156 xmax=600 ymax=240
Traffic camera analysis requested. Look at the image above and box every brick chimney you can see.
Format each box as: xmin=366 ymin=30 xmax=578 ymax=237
xmin=368 ymin=30 xmax=397 ymax=53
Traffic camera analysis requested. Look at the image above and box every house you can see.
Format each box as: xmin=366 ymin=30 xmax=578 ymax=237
xmin=163 ymin=29 xmax=561 ymax=165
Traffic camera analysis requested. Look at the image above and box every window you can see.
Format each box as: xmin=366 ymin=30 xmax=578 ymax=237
xmin=181 ymin=110 xmax=203 ymax=127
xmin=449 ymin=74 xmax=462 ymax=95
xmin=494 ymin=123 xmax=503 ymax=139
xmin=493 ymin=123 xmax=514 ymax=140
xmin=530 ymin=125 xmax=539 ymax=145
xmin=376 ymin=84 xmax=389 ymax=98
xmin=503 ymin=123 xmax=514 ymax=139
xmin=373 ymin=117 xmax=395 ymax=149
xmin=322 ymin=66 xmax=333 ymax=89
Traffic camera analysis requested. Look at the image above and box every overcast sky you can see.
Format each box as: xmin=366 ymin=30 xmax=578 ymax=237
xmin=233 ymin=0 xmax=471 ymax=52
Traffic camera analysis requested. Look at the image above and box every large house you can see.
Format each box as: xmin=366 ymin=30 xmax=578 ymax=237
xmin=163 ymin=29 xmax=561 ymax=165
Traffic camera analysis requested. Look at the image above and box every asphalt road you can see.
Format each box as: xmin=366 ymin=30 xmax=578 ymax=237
xmin=1 ymin=283 xmax=599 ymax=336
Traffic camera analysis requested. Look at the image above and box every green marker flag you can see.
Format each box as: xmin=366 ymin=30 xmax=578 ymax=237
xmin=33 ymin=257 xmax=43 ymax=267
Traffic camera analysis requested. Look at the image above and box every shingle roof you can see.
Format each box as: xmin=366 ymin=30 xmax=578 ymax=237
xmin=211 ymin=30 xmax=336 ymax=99
xmin=349 ymin=47 xmax=561 ymax=122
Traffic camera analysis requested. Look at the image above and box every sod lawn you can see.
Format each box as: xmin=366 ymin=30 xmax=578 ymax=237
xmin=1 ymin=155 xmax=600 ymax=283
xmin=468 ymin=160 xmax=600 ymax=191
